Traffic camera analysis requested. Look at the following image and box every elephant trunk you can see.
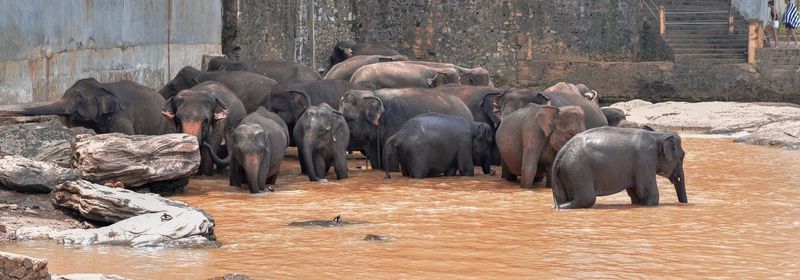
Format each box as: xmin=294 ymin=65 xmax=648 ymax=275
xmin=243 ymin=153 xmax=264 ymax=193
xmin=18 ymin=101 xmax=69 ymax=116
xmin=383 ymin=138 xmax=398 ymax=179
xmin=481 ymin=156 xmax=492 ymax=175
xmin=671 ymin=160 xmax=688 ymax=203
xmin=301 ymin=132 xmax=319 ymax=181
xmin=181 ymin=121 xmax=204 ymax=144
xmin=202 ymin=141 xmax=230 ymax=168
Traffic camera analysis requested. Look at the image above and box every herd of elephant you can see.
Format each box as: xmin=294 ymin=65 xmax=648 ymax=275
xmin=0 ymin=40 xmax=688 ymax=209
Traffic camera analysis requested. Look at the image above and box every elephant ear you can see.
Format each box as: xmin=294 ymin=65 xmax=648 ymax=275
xmin=213 ymin=98 xmax=229 ymax=121
xmin=289 ymin=90 xmax=312 ymax=114
xmin=161 ymin=97 xmax=176 ymax=120
xmin=363 ymin=96 xmax=384 ymax=126
xmin=480 ymin=92 xmax=503 ymax=128
xmin=536 ymin=106 xmax=559 ymax=138
xmin=96 ymin=86 xmax=121 ymax=115
xmin=661 ymin=135 xmax=677 ymax=164
xmin=461 ymin=72 xmax=475 ymax=85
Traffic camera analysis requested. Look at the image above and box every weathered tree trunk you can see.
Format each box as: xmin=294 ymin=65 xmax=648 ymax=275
xmin=73 ymin=133 xmax=200 ymax=188
xmin=0 ymin=119 xmax=94 ymax=167
xmin=0 ymin=155 xmax=81 ymax=193
xmin=50 ymin=180 xmax=217 ymax=248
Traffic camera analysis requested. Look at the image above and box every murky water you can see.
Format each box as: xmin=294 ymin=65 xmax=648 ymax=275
xmin=4 ymin=137 xmax=800 ymax=279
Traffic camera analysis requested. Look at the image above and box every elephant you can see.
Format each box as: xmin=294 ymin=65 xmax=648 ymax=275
xmin=495 ymin=104 xmax=586 ymax=188
xmin=492 ymin=83 xmax=607 ymax=129
xmin=207 ymin=57 xmax=322 ymax=84
xmin=207 ymin=107 xmax=289 ymax=193
xmin=267 ymin=80 xmax=366 ymax=146
xmin=574 ymin=83 xmax=600 ymax=106
xmin=158 ymin=66 xmax=277 ymax=113
xmin=293 ymin=103 xmax=350 ymax=181
xmin=0 ymin=78 xmax=175 ymax=135
xmin=400 ymin=61 xmax=493 ymax=86
xmin=329 ymin=40 xmax=400 ymax=67
xmin=439 ymin=84 xmax=507 ymax=165
xmin=551 ymin=127 xmax=688 ymax=209
xmin=161 ymin=81 xmax=247 ymax=176
xmin=349 ymin=61 xmax=460 ymax=89
xmin=323 ymin=55 xmax=409 ymax=81
xmin=339 ymin=88 xmax=473 ymax=170
xmin=601 ymin=107 xmax=626 ymax=127
xmin=383 ymin=112 xmax=492 ymax=179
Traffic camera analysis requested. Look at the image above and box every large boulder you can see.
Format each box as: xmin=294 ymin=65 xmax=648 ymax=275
xmin=0 ymin=155 xmax=81 ymax=193
xmin=0 ymin=251 xmax=50 ymax=280
xmin=0 ymin=119 xmax=94 ymax=167
xmin=73 ymin=133 xmax=200 ymax=190
xmin=50 ymin=180 xmax=217 ymax=248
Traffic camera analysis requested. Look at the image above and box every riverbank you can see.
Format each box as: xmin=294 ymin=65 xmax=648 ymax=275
xmin=610 ymin=100 xmax=800 ymax=149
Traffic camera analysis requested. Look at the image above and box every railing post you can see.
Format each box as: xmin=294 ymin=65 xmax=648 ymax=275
xmin=728 ymin=4 xmax=735 ymax=33
xmin=747 ymin=20 xmax=763 ymax=65
xmin=659 ymin=6 xmax=666 ymax=35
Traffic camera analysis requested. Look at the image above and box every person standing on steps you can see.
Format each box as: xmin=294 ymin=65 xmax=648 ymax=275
xmin=768 ymin=1 xmax=780 ymax=47
xmin=784 ymin=0 xmax=800 ymax=46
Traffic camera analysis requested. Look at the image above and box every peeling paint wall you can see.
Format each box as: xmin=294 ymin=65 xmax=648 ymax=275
xmin=0 ymin=0 xmax=222 ymax=105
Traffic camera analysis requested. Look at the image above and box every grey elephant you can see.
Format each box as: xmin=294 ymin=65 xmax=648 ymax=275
xmin=601 ymin=107 xmax=626 ymax=127
xmin=350 ymin=62 xmax=460 ymax=89
xmin=495 ymin=104 xmax=586 ymax=188
xmin=383 ymin=113 xmax=492 ymax=179
xmin=551 ymin=127 xmax=688 ymax=209
xmin=158 ymin=66 xmax=277 ymax=113
xmin=293 ymin=103 xmax=350 ymax=181
xmin=0 ymin=78 xmax=175 ymax=135
xmin=400 ymin=61 xmax=493 ymax=86
xmin=340 ymin=88 xmax=473 ymax=170
xmin=161 ymin=81 xmax=247 ymax=176
xmin=440 ymin=84 xmax=507 ymax=165
xmin=493 ymin=84 xmax=607 ymax=129
xmin=329 ymin=40 xmax=400 ymax=67
xmin=207 ymin=107 xmax=289 ymax=193
xmin=207 ymin=57 xmax=322 ymax=84
xmin=324 ymin=55 xmax=409 ymax=81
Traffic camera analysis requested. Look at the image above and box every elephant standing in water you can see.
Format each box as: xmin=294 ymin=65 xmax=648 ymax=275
xmin=208 ymin=108 xmax=289 ymax=193
xmin=0 ymin=78 xmax=175 ymax=135
xmin=495 ymin=104 xmax=585 ymax=188
xmin=383 ymin=113 xmax=493 ymax=179
xmin=161 ymin=81 xmax=247 ymax=176
xmin=339 ymin=88 xmax=473 ymax=170
xmin=293 ymin=103 xmax=350 ymax=181
xmin=551 ymin=127 xmax=688 ymax=209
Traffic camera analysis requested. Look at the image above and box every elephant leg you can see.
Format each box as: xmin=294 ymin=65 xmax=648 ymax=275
xmin=199 ymin=147 xmax=215 ymax=176
xmin=266 ymin=174 xmax=278 ymax=186
xmin=229 ymin=158 xmax=242 ymax=188
xmin=626 ymin=187 xmax=643 ymax=205
xmin=556 ymin=167 xmax=596 ymax=209
xmin=501 ymin=160 xmax=517 ymax=182
xmin=333 ymin=151 xmax=349 ymax=180
xmin=635 ymin=171 xmax=660 ymax=206
xmin=408 ymin=154 xmax=427 ymax=179
xmin=457 ymin=143 xmax=475 ymax=176
xmin=520 ymin=147 xmax=543 ymax=188
xmin=444 ymin=167 xmax=457 ymax=176
xmin=367 ymin=143 xmax=380 ymax=170
xmin=297 ymin=145 xmax=308 ymax=175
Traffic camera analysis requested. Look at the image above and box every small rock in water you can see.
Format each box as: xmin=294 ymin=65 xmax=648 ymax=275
xmin=363 ymin=234 xmax=389 ymax=241
xmin=208 ymin=273 xmax=251 ymax=280
xmin=287 ymin=215 xmax=363 ymax=227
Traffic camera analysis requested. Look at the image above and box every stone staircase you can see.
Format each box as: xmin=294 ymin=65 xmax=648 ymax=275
xmin=662 ymin=0 xmax=749 ymax=64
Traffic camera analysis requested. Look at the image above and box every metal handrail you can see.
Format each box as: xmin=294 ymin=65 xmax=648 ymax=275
xmin=641 ymin=0 xmax=659 ymax=20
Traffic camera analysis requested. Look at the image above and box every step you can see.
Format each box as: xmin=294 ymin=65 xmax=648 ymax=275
xmin=669 ymin=43 xmax=748 ymax=49
xmin=674 ymin=58 xmax=747 ymax=64
xmin=664 ymin=29 xmax=747 ymax=35
xmin=674 ymin=53 xmax=747 ymax=60
xmin=672 ymin=48 xmax=747 ymax=54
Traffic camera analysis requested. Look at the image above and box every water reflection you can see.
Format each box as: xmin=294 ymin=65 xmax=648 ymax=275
xmin=4 ymin=137 xmax=800 ymax=278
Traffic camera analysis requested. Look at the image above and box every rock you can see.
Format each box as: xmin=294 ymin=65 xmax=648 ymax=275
xmin=209 ymin=274 xmax=251 ymax=280
xmin=0 ymin=204 xmax=18 ymax=210
xmin=0 ymin=224 xmax=6 ymax=233
xmin=51 ymin=274 xmax=128 ymax=280
xmin=15 ymin=226 xmax=56 ymax=241
xmin=609 ymin=99 xmax=653 ymax=114
xmin=0 ymin=251 xmax=50 ymax=280
xmin=0 ymin=120 xmax=94 ymax=167
xmin=287 ymin=215 xmax=363 ymax=227
xmin=73 ymin=133 xmax=200 ymax=189
xmin=363 ymin=234 xmax=389 ymax=241
xmin=49 ymin=180 xmax=217 ymax=248
xmin=735 ymin=119 xmax=800 ymax=149
xmin=617 ymin=101 xmax=800 ymax=132
xmin=0 ymin=155 xmax=81 ymax=193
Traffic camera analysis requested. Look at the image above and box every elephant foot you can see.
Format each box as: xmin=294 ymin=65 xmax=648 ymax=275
xmin=267 ymin=185 xmax=275 ymax=192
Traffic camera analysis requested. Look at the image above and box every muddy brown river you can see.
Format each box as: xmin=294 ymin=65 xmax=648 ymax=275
xmin=3 ymin=136 xmax=800 ymax=278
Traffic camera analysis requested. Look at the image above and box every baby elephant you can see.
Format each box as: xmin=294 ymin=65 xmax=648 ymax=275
xmin=551 ymin=127 xmax=688 ymax=209
xmin=293 ymin=103 xmax=350 ymax=181
xmin=208 ymin=107 xmax=289 ymax=193
xmin=383 ymin=112 xmax=493 ymax=179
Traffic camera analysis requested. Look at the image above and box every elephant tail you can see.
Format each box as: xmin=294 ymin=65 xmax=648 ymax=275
xmin=383 ymin=137 xmax=398 ymax=179
xmin=203 ymin=141 xmax=230 ymax=169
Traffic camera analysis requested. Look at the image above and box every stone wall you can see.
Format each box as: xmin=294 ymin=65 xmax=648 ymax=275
xmin=0 ymin=0 xmax=223 ymax=105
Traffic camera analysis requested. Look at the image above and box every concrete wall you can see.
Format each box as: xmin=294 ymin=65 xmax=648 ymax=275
xmin=0 ymin=0 xmax=222 ymax=105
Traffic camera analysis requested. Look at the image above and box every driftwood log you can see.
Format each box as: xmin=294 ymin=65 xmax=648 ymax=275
xmin=0 ymin=119 xmax=94 ymax=167
xmin=50 ymin=180 xmax=217 ymax=248
xmin=0 ymin=155 xmax=81 ymax=193
xmin=73 ymin=133 xmax=200 ymax=188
